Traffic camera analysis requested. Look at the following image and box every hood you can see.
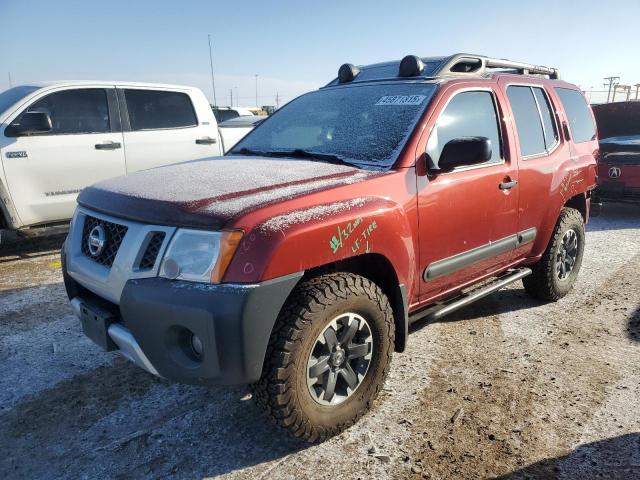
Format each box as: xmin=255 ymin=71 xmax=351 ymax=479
xmin=78 ymin=156 xmax=379 ymax=229
xmin=600 ymin=135 xmax=640 ymax=154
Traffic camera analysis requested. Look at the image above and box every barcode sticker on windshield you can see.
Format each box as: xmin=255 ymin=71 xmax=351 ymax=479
xmin=375 ymin=95 xmax=426 ymax=106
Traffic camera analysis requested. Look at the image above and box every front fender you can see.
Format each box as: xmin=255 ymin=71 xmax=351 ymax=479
xmin=224 ymin=196 xmax=416 ymax=292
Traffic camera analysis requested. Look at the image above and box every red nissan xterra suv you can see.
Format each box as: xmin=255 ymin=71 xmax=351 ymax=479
xmin=62 ymin=54 xmax=598 ymax=442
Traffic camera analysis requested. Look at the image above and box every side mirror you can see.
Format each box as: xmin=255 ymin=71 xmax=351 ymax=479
xmin=6 ymin=111 xmax=52 ymax=137
xmin=433 ymin=136 xmax=492 ymax=172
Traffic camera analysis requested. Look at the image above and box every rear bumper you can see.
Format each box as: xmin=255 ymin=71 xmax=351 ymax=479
xmin=595 ymin=183 xmax=640 ymax=203
xmin=63 ymin=250 xmax=302 ymax=385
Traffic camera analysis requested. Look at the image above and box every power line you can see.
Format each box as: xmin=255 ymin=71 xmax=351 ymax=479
xmin=207 ymin=34 xmax=217 ymax=107
xmin=255 ymin=74 xmax=258 ymax=107
xmin=603 ymin=76 xmax=620 ymax=103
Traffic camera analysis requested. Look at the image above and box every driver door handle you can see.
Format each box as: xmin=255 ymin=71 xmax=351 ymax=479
xmin=196 ymin=137 xmax=217 ymax=145
xmin=499 ymin=180 xmax=518 ymax=190
xmin=95 ymin=141 xmax=122 ymax=150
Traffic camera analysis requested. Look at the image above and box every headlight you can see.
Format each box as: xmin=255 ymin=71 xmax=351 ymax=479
xmin=160 ymin=229 xmax=243 ymax=283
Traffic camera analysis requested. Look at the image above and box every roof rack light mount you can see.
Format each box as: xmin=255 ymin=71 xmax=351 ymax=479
xmin=437 ymin=53 xmax=560 ymax=80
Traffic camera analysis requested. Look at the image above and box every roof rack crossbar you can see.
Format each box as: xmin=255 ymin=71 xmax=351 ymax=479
xmin=437 ymin=54 xmax=560 ymax=80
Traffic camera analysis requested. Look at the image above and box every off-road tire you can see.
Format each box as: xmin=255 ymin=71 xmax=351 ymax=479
xmin=523 ymin=207 xmax=585 ymax=301
xmin=252 ymin=272 xmax=395 ymax=442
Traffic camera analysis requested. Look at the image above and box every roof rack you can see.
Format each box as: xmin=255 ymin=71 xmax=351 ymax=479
xmin=327 ymin=53 xmax=560 ymax=88
xmin=435 ymin=53 xmax=560 ymax=80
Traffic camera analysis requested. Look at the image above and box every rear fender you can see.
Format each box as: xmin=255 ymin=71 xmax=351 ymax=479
xmin=530 ymin=166 xmax=594 ymax=258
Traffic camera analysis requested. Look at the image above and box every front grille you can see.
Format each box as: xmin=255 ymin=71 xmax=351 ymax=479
xmin=81 ymin=216 xmax=128 ymax=267
xmin=138 ymin=232 xmax=166 ymax=270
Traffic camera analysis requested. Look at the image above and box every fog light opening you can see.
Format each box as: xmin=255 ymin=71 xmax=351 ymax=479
xmin=190 ymin=333 xmax=203 ymax=358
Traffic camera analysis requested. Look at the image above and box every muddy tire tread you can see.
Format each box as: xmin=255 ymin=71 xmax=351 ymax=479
xmin=523 ymin=207 xmax=584 ymax=301
xmin=252 ymin=272 xmax=394 ymax=442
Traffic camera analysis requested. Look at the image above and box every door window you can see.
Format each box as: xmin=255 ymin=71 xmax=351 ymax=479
xmin=426 ymin=90 xmax=502 ymax=167
xmin=507 ymin=85 xmax=559 ymax=157
xmin=214 ymin=109 xmax=240 ymax=123
xmin=124 ymin=90 xmax=197 ymax=130
xmin=555 ymin=88 xmax=596 ymax=143
xmin=532 ymin=88 xmax=558 ymax=150
xmin=507 ymin=86 xmax=547 ymax=157
xmin=14 ymin=88 xmax=110 ymax=135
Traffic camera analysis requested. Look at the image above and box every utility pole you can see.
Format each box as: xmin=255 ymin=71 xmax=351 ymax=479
xmin=234 ymin=86 xmax=238 ymax=107
xmin=7 ymin=72 xmax=12 ymax=88
xmin=275 ymin=92 xmax=280 ymax=109
xmin=255 ymin=74 xmax=259 ymax=108
xmin=230 ymin=89 xmax=233 ymax=107
xmin=604 ymin=76 xmax=619 ymax=103
xmin=635 ymin=84 xmax=640 ymax=100
xmin=207 ymin=34 xmax=217 ymax=107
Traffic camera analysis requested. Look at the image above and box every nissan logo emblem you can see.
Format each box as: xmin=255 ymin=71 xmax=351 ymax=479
xmin=87 ymin=224 xmax=106 ymax=257
xmin=608 ymin=167 xmax=621 ymax=179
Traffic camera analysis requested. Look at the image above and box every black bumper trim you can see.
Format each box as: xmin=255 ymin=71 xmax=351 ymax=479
xmin=119 ymin=273 xmax=303 ymax=385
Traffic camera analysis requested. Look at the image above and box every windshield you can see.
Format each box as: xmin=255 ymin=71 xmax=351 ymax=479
xmin=231 ymin=83 xmax=437 ymax=169
xmin=0 ymin=85 xmax=39 ymax=114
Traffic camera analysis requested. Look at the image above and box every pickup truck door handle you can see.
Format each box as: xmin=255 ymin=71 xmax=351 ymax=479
xmin=499 ymin=180 xmax=518 ymax=190
xmin=195 ymin=137 xmax=217 ymax=145
xmin=95 ymin=141 xmax=122 ymax=150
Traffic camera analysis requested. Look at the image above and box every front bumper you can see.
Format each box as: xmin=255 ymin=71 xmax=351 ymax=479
xmin=63 ymin=251 xmax=302 ymax=385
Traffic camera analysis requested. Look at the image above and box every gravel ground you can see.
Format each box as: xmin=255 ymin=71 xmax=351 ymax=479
xmin=1 ymin=203 xmax=639 ymax=480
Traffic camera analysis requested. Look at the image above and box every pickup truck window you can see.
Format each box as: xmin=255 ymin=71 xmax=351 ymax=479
xmin=14 ymin=88 xmax=110 ymax=135
xmin=0 ymin=85 xmax=39 ymax=114
xmin=555 ymin=88 xmax=596 ymax=143
xmin=124 ymin=89 xmax=197 ymax=130
xmin=426 ymin=90 xmax=502 ymax=167
xmin=231 ymin=84 xmax=437 ymax=169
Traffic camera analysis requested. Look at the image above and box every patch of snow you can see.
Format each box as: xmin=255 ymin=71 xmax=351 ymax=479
xmin=202 ymin=171 xmax=374 ymax=217
xmin=261 ymin=198 xmax=368 ymax=232
xmin=92 ymin=157 xmax=361 ymax=204
xmin=89 ymin=157 xmax=382 ymax=220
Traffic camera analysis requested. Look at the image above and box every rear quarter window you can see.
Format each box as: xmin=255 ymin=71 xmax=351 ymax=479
xmin=555 ymin=88 xmax=596 ymax=143
xmin=124 ymin=90 xmax=197 ymax=130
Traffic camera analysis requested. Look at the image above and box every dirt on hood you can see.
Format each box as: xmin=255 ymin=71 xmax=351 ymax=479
xmin=78 ymin=156 xmax=379 ymax=229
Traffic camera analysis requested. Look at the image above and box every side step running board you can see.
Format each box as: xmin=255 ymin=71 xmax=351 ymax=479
xmin=409 ymin=268 xmax=532 ymax=324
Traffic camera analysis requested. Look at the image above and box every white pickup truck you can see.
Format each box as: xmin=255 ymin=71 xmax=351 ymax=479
xmin=0 ymin=81 xmax=256 ymax=235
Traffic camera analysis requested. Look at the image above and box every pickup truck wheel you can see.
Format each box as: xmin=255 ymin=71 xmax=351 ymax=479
xmin=523 ymin=207 xmax=585 ymax=301
xmin=253 ymin=273 xmax=394 ymax=442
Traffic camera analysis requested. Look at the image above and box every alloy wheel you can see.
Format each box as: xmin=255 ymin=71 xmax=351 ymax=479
xmin=306 ymin=312 xmax=373 ymax=406
xmin=556 ymin=229 xmax=578 ymax=280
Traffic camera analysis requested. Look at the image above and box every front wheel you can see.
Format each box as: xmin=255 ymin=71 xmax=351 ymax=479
xmin=523 ymin=207 xmax=585 ymax=301
xmin=252 ymin=273 xmax=394 ymax=442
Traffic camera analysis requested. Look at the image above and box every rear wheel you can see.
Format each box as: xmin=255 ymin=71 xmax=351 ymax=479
xmin=253 ymin=272 xmax=394 ymax=442
xmin=523 ymin=207 xmax=585 ymax=301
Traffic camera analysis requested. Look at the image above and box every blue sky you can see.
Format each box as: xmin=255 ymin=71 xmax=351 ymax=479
xmin=1 ymin=0 xmax=639 ymax=106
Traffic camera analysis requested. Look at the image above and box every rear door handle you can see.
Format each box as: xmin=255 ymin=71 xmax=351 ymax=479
xmin=499 ymin=180 xmax=518 ymax=190
xmin=95 ymin=141 xmax=122 ymax=150
xmin=195 ymin=137 xmax=217 ymax=145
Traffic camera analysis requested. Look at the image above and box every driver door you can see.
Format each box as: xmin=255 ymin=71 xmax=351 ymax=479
xmin=417 ymin=86 xmax=520 ymax=301
xmin=1 ymin=86 xmax=125 ymax=227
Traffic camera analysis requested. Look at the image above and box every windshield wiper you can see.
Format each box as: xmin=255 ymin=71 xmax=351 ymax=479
xmin=269 ymin=149 xmax=353 ymax=166
xmin=232 ymin=147 xmax=274 ymax=157
xmin=233 ymin=147 xmax=353 ymax=167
